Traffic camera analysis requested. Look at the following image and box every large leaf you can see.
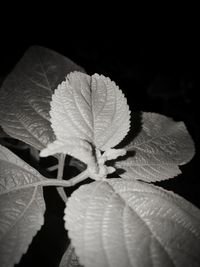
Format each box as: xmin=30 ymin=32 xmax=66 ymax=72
xmin=64 ymin=179 xmax=200 ymax=267
xmin=0 ymin=145 xmax=46 ymax=267
xmin=40 ymin=72 xmax=130 ymax=159
xmin=0 ymin=46 xmax=85 ymax=150
xmin=116 ymin=112 xmax=195 ymax=182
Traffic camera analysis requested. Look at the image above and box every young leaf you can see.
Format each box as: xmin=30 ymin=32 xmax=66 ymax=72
xmin=59 ymin=243 xmax=83 ymax=267
xmin=64 ymin=179 xmax=200 ymax=267
xmin=0 ymin=145 xmax=46 ymax=267
xmin=116 ymin=112 xmax=195 ymax=182
xmin=0 ymin=46 xmax=85 ymax=150
xmin=40 ymin=72 xmax=130 ymax=160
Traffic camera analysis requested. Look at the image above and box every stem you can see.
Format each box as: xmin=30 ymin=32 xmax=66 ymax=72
xmin=57 ymin=154 xmax=66 ymax=179
xmin=56 ymin=154 xmax=68 ymax=202
xmin=43 ymin=169 xmax=89 ymax=187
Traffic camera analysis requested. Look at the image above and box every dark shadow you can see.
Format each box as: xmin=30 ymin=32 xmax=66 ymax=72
xmin=116 ymin=111 xmax=143 ymax=149
xmin=106 ymin=150 xmax=136 ymax=179
xmin=117 ymin=150 xmax=136 ymax=162
xmin=114 ymin=168 xmax=126 ymax=177
xmin=112 ymin=111 xmax=143 ymax=166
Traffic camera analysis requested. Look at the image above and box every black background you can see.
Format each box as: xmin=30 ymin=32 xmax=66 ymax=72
xmin=0 ymin=9 xmax=199 ymax=267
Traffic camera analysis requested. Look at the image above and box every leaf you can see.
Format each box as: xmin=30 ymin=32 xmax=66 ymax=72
xmin=59 ymin=243 xmax=83 ymax=267
xmin=0 ymin=46 xmax=85 ymax=150
xmin=40 ymin=72 xmax=130 ymax=158
xmin=0 ymin=145 xmax=46 ymax=267
xmin=64 ymin=179 xmax=200 ymax=267
xmin=116 ymin=112 xmax=195 ymax=182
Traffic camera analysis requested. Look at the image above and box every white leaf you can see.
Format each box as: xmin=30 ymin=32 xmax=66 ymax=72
xmin=64 ymin=179 xmax=200 ymax=267
xmin=0 ymin=46 xmax=85 ymax=150
xmin=41 ymin=72 xmax=130 ymax=158
xmin=116 ymin=112 xmax=195 ymax=182
xmin=0 ymin=145 xmax=46 ymax=267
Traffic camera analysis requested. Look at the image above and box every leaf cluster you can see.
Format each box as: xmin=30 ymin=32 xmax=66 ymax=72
xmin=0 ymin=46 xmax=199 ymax=267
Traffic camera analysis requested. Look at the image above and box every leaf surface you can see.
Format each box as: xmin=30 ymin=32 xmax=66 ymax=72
xmin=0 ymin=46 xmax=85 ymax=150
xmin=41 ymin=72 xmax=130 ymax=158
xmin=0 ymin=145 xmax=46 ymax=267
xmin=116 ymin=112 xmax=195 ymax=182
xmin=64 ymin=178 xmax=200 ymax=267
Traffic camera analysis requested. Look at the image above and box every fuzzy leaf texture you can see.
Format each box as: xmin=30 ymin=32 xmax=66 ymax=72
xmin=0 ymin=46 xmax=85 ymax=150
xmin=0 ymin=145 xmax=46 ymax=267
xmin=40 ymin=72 xmax=130 ymax=162
xmin=116 ymin=112 xmax=195 ymax=182
xmin=64 ymin=179 xmax=200 ymax=267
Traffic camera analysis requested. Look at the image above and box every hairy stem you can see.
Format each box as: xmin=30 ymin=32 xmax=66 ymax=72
xmin=56 ymin=154 xmax=68 ymax=202
xmin=2 ymin=170 xmax=90 ymax=195
xmin=43 ymin=169 xmax=89 ymax=187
